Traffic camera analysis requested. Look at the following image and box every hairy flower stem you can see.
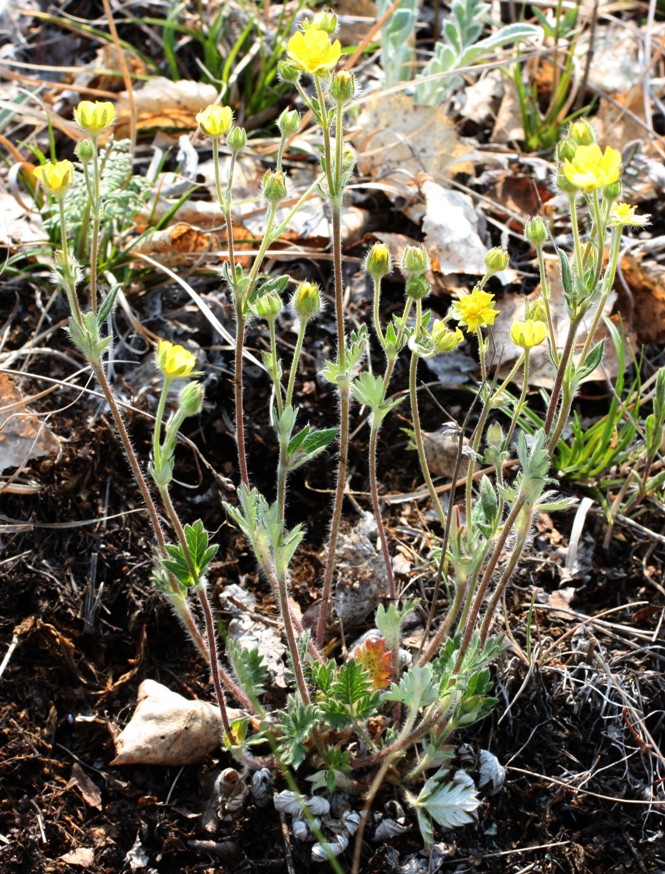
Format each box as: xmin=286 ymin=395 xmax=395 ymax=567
xmin=88 ymin=142 xmax=101 ymax=314
xmin=369 ymin=423 xmax=396 ymax=601
xmin=479 ymin=521 xmax=530 ymax=644
xmin=56 ymin=201 xmax=83 ymax=326
xmin=543 ymin=315 xmax=582 ymax=439
xmin=503 ymin=353 xmax=530 ymax=450
xmin=233 ymin=307 xmax=250 ymax=487
xmin=197 ymin=584 xmax=234 ymax=740
xmin=212 ymin=138 xmax=237 ymax=274
xmin=317 ymin=199 xmax=348 ymax=648
xmin=409 ymin=347 xmax=447 ymax=529
xmin=453 ymin=493 xmax=528 ymax=674
xmin=536 ymin=246 xmax=560 ymax=366
xmin=268 ymin=565 xmax=310 ymax=704
xmin=89 ymin=361 xmax=208 ymax=660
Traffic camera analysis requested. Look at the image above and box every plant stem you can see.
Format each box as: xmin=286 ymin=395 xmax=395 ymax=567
xmin=197 ymin=584 xmax=234 ymax=739
xmin=543 ymin=315 xmax=581 ymax=438
xmin=369 ymin=422 xmax=396 ymax=601
xmin=89 ymin=139 xmax=101 ymax=314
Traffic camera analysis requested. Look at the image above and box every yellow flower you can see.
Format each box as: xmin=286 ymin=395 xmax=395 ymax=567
xmin=156 ymin=340 xmax=197 ymax=379
xmin=562 ymin=143 xmax=622 ymax=191
xmin=609 ymin=202 xmax=650 ymax=228
xmin=452 ymin=288 xmax=499 ymax=332
xmin=510 ymin=319 xmax=547 ymax=349
xmin=33 ymin=160 xmax=74 ymax=198
xmin=73 ymin=101 xmax=116 ymax=137
xmin=286 ymin=28 xmax=342 ymax=75
xmin=196 ymin=104 xmax=234 ymax=138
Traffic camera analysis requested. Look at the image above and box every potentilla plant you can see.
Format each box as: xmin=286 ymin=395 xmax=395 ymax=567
xmin=33 ymin=27 xmax=651 ymax=870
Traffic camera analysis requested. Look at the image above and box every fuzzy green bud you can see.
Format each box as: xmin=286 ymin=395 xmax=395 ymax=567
xmin=486 ymin=421 xmax=504 ymax=453
xmin=278 ymin=60 xmax=301 ymax=83
xmin=524 ymin=216 xmax=547 ymax=248
xmin=526 ymin=296 xmax=547 ymax=323
xmin=262 ymin=169 xmax=287 ymax=204
xmin=341 ymin=146 xmax=355 ymax=175
xmin=330 ymin=70 xmax=355 ymax=105
xmin=405 ymin=274 xmax=430 ymax=301
xmin=252 ymin=290 xmax=283 ymax=321
xmin=484 ymin=246 xmax=509 ymax=274
xmin=556 ymin=138 xmax=576 ymax=162
xmin=365 ymin=243 xmax=392 ymax=280
xmin=401 ymin=245 xmax=429 ymax=276
xmin=292 ymin=281 xmax=321 ymax=320
xmin=227 ymin=126 xmax=247 ymax=153
xmin=603 ymin=180 xmax=622 ymax=201
xmin=568 ymin=120 xmax=596 ymax=146
xmin=309 ymin=9 xmax=338 ymax=34
xmin=75 ymin=139 xmax=95 ymax=164
xmin=179 ymin=381 xmax=205 ymax=417
xmin=278 ymin=108 xmax=300 ymax=137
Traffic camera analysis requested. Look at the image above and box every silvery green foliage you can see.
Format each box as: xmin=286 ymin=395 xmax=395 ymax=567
xmin=407 ymin=767 xmax=481 ymax=845
xmin=378 ymin=0 xmax=419 ymax=87
xmin=415 ymin=0 xmax=541 ymax=107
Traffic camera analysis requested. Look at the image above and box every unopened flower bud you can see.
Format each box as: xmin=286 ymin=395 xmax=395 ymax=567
xmin=405 ymin=274 xmax=430 ymax=301
xmin=179 ymin=381 xmax=205 ymax=417
xmin=262 ymin=169 xmax=287 ymax=204
xmin=431 ymin=320 xmax=464 ymax=354
xmin=330 ymin=70 xmax=355 ymax=105
xmin=278 ymin=61 xmax=301 ymax=83
xmin=365 ymin=243 xmax=392 ymax=280
xmin=556 ymin=168 xmax=578 ymax=194
xmin=292 ymin=281 xmax=321 ymax=320
xmin=524 ymin=216 xmax=547 ymax=248
xmin=401 ymin=245 xmax=429 ymax=276
xmin=603 ymin=180 xmax=622 ymax=201
xmin=278 ymin=109 xmax=300 ymax=137
xmin=526 ymin=297 xmax=547 ymax=323
xmin=75 ymin=139 xmax=95 ymax=164
xmin=341 ymin=146 xmax=355 ymax=175
xmin=556 ymin=138 xmax=576 ymax=162
xmin=252 ymin=290 xmax=283 ymax=321
xmin=309 ymin=9 xmax=338 ymax=34
xmin=568 ymin=120 xmax=595 ymax=146
xmin=484 ymin=246 xmax=509 ymax=274
xmin=486 ymin=422 xmax=504 ymax=452
xmin=227 ymin=126 xmax=247 ymax=153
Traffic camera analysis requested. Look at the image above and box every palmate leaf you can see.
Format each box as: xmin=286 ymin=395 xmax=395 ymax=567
xmin=320 ymin=660 xmax=380 ymax=729
xmin=277 ymin=695 xmax=321 ymax=769
xmin=227 ymin=638 xmax=268 ymax=706
xmin=407 ymin=768 xmax=481 ymax=845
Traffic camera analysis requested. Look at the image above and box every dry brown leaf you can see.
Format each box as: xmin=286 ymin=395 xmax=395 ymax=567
xmin=68 ymin=763 xmax=102 ymax=810
xmin=618 ymin=253 xmax=665 ymax=344
xmin=132 ymin=220 xmax=253 ymax=268
xmin=59 ymin=848 xmax=95 ymax=867
xmin=421 ymin=177 xmax=515 ymax=282
xmin=353 ymin=92 xmax=473 ymax=202
xmin=112 ymin=679 xmax=242 ymax=767
xmin=490 ymin=79 xmax=525 ymax=145
xmin=115 ymin=78 xmax=219 ymax=136
xmin=0 ymin=373 xmax=60 ymax=473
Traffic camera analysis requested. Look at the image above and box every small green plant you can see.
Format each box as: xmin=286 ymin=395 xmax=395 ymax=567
xmin=32 ymin=22 xmax=652 ymax=872
xmin=378 ymin=0 xmax=540 ymax=106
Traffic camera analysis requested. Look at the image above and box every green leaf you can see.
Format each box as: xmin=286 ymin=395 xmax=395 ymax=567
xmin=277 ymin=695 xmax=321 ymax=769
xmin=575 ymin=339 xmax=605 ymax=383
xmin=249 ymin=273 xmax=289 ymax=305
xmin=97 ymin=282 xmax=120 ymax=324
xmin=227 ymin=638 xmax=268 ymax=706
xmin=412 ymin=769 xmax=481 ymax=831
xmin=385 ymin=664 xmax=437 ymax=710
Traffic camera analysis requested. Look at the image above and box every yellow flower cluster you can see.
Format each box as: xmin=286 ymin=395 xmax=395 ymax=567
xmin=452 ymin=288 xmax=499 ymax=333
xmin=156 ymin=340 xmax=198 ymax=379
xmin=286 ymin=28 xmax=341 ymax=76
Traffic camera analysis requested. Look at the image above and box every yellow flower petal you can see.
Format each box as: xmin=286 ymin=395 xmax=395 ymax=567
xmin=196 ymin=104 xmax=234 ymax=138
